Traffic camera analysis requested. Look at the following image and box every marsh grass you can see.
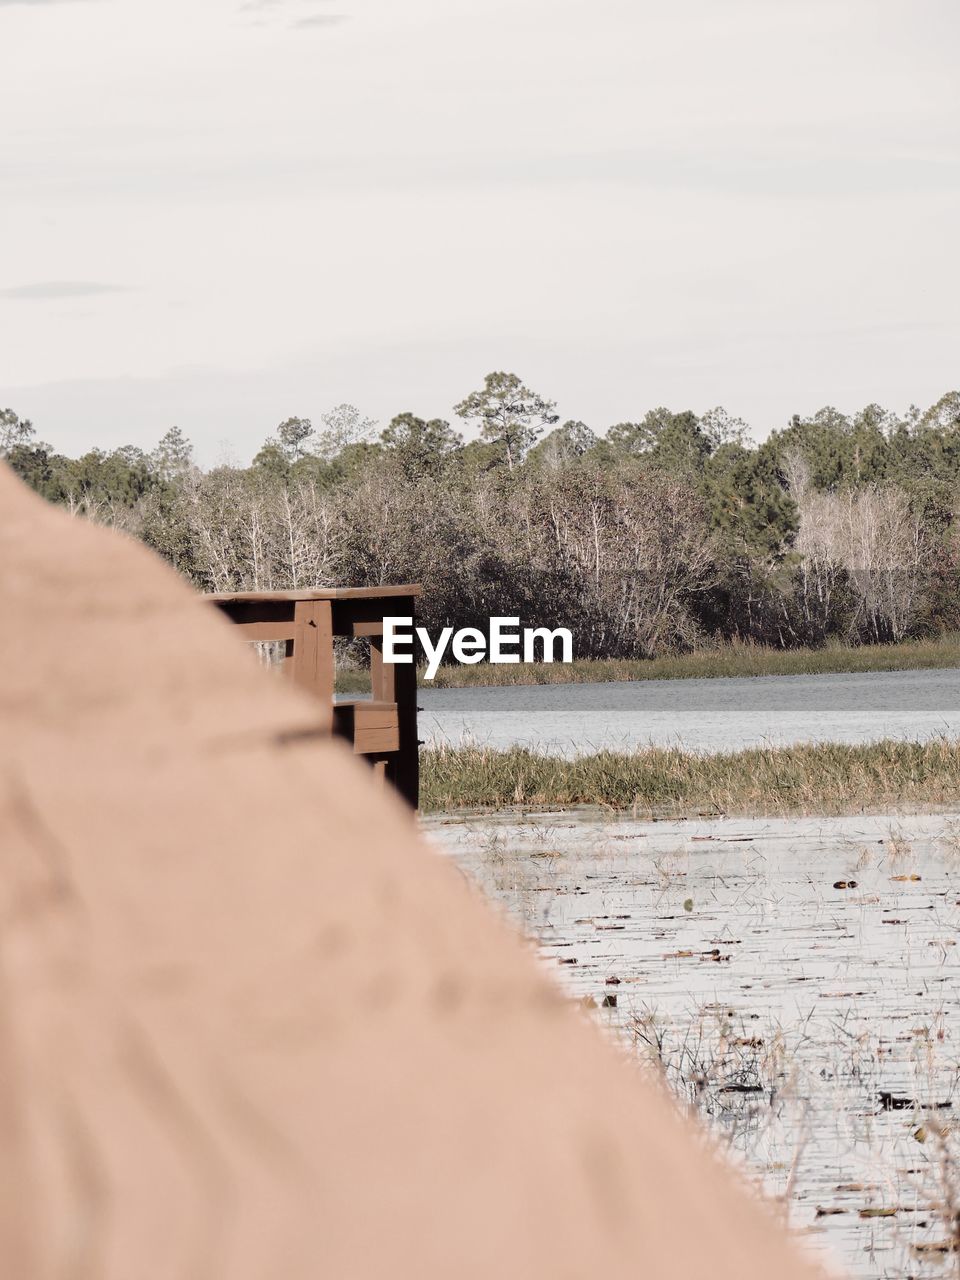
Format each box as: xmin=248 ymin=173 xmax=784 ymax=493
xmin=420 ymin=737 xmax=960 ymax=815
xmin=331 ymin=635 xmax=960 ymax=692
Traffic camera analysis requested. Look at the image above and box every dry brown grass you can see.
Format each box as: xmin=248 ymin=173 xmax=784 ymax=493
xmin=420 ymin=736 xmax=960 ymax=815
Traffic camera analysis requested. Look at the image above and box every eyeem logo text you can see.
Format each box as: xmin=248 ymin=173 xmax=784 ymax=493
xmin=383 ymin=616 xmax=573 ymax=681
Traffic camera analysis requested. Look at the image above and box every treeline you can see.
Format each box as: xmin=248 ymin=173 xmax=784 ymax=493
xmin=4 ymin=373 xmax=960 ymax=659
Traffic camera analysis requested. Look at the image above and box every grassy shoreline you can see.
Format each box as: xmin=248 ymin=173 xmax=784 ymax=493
xmin=419 ymin=738 xmax=960 ymax=816
xmin=336 ymin=635 xmax=960 ymax=693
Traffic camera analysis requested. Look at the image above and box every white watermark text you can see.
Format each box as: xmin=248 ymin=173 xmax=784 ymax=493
xmin=382 ymin=616 xmax=573 ymax=680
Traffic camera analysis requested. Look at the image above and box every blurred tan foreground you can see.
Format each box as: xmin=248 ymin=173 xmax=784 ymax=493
xmin=0 ymin=466 xmax=828 ymax=1279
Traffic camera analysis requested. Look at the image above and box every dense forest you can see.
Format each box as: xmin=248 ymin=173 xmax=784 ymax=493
xmin=4 ymin=373 xmax=960 ymax=660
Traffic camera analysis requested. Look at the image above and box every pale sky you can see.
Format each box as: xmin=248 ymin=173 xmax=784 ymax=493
xmin=1 ymin=0 xmax=958 ymax=464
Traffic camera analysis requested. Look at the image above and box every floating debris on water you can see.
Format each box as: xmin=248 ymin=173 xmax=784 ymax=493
xmin=427 ymin=809 xmax=960 ymax=1279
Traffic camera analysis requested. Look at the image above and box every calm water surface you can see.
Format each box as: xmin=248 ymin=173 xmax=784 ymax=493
xmin=419 ymin=668 xmax=960 ymax=755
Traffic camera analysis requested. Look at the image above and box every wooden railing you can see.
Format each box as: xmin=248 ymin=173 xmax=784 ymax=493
xmin=206 ymin=586 xmax=421 ymax=808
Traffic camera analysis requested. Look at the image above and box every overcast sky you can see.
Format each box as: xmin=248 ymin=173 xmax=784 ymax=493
xmin=2 ymin=0 xmax=958 ymax=463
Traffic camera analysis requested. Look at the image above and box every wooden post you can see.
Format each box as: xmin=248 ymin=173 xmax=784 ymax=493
xmin=371 ymin=593 xmax=418 ymax=810
xmin=369 ymin=636 xmax=394 ymax=702
xmin=292 ymin=599 xmax=334 ymax=730
xmin=389 ymin=647 xmax=419 ymax=809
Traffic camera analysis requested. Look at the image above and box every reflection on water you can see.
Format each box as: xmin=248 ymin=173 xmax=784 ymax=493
xmin=419 ymin=667 xmax=960 ymax=755
xmin=428 ymin=811 xmax=960 ymax=1279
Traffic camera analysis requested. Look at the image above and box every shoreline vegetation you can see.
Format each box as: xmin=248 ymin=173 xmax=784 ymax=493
xmin=10 ymin=387 xmax=960 ymax=686
xmin=336 ymin=634 xmax=960 ymax=693
xmin=419 ymin=737 xmax=960 ymax=815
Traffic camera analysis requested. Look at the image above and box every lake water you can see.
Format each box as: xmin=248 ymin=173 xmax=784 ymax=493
xmin=419 ymin=668 xmax=960 ymax=755
xmin=428 ymin=810 xmax=960 ymax=1279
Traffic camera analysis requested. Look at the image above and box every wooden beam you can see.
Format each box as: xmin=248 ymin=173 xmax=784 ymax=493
xmin=207 ymin=585 xmax=421 ymax=604
xmin=332 ymin=701 xmax=400 ymax=755
xmin=212 ymin=600 xmax=296 ymax=626
xmin=331 ymin=597 xmax=415 ymax=637
xmin=224 ymin=622 xmax=297 ymax=643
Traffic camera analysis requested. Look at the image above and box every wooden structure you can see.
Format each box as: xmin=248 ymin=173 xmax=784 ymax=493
xmin=206 ymin=586 xmax=421 ymax=807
